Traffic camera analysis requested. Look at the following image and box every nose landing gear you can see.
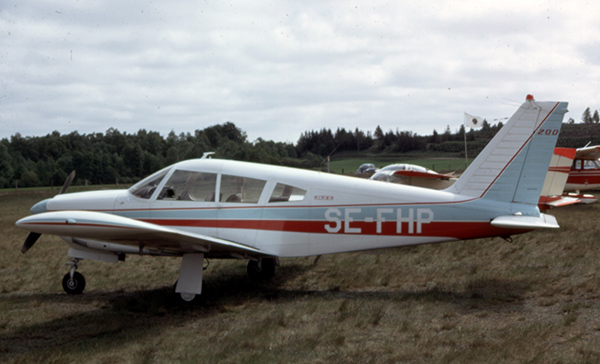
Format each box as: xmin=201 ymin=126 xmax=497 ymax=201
xmin=62 ymin=259 xmax=86 ymax=294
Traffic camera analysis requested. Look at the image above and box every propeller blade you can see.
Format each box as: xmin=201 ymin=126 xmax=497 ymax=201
xmin=59 ymin=170 xmax=76 ymax=195
xmin=21 ymin=232 xmax=42 ymax=254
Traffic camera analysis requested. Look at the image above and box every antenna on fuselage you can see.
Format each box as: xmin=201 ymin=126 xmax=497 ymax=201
xmin=201 ymin=152 xmax=215 ymax=159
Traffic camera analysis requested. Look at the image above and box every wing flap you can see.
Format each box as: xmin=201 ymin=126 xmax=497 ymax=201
xmin=16 ymin=210 xmax=270 ymax=257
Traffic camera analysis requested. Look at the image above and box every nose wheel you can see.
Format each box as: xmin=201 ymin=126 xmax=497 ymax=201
xmin=62 ymin=259 xmax=86 ymax=294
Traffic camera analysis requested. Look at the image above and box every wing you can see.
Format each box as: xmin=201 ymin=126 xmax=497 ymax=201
xmin=392 ymin=170 xmax=454 ymax=180
xmin=575 ymin=145 xmax=600 ymax=160
xmin=16 ymin=210 xmax=271 ymax=258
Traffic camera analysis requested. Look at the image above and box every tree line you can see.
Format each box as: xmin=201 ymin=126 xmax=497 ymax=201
xmin=582 ymin=107 xmax=600 ymax=124
xmin=2 ymin=118 xmax=600 ymax=189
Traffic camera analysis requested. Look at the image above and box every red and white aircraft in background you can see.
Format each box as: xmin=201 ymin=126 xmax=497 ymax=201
xmin=16 ymin=96 xmax=568 ymax=302
xmin=562 ymin=145 xmax=600 ymax=203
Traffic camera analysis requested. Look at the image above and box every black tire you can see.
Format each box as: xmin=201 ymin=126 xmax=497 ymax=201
xmin=62 ymin=271 xmax=86 ymax=294
xmin=172 ymin=281 xmax=204 ymax=303
xmin=247 ymin=258 xmax=276 ymax=280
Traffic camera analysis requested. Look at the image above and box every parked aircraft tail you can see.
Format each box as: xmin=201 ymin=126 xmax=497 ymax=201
xmin=446 ymin=95 xmax=569 ymax=206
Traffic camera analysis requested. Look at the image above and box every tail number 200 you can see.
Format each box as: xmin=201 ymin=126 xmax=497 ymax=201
xmin=537 ymin=128 xmax=559 ymax=136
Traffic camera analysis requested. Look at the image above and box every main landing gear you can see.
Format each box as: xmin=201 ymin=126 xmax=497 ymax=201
xmin=58 ymin=257 xmax=279 ymax=299
xmin=62 ymin=258 xmax=86 ymax=294
xmin=247 ymin=258 xmax=277 ymax=280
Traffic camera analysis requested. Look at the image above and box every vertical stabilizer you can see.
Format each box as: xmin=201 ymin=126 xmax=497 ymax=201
xmin=447 ymin=96 xmax=568 ymax=205
xmin=541 ymin=148 xmax=576 ymax=197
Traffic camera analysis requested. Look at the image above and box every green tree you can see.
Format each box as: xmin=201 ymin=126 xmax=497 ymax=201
xmin=583 ymin=107 xmax=593 ymax=123
xmin=0 ymin=142 xmax=13 ymax=187
xmin=20 ymin=169 xmax=40 ymax=187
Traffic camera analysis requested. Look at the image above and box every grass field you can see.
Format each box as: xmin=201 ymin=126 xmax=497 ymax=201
xmin=2 ymin=189 xmax=600 ymax=363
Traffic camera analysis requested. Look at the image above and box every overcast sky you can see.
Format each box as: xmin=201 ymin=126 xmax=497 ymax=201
xmin=2 ymin=1 xmax=599 ymax=144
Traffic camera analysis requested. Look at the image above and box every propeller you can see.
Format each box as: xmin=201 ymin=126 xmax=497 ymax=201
xmin=59 ymin=170 xmax=76 ymax=195
xmin=21 ymin=232 xmax=41 ymax=254
xmin=20 ymin=171 xmax=76 ymax=254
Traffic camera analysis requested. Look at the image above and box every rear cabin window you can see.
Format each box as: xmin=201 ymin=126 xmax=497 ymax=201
xmin=220 ymin=175 xmax=266 ymax=203
xmin=157 ymin=170 xmax=218 ymax=201
xmin=269 ymin=183 xmax=307 ymax=203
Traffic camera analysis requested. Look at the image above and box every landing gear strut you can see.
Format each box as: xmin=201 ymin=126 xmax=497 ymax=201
xmin=62 ymin=259 xmax=86 ymax=294
xmin=247 ymin=258 xmax=277 ymax=280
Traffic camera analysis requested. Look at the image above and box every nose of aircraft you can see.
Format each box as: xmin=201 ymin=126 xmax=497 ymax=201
xmin=30 ymin=198 xmax=50 ymax=214
xmin=28 ymin=170 xmax=75 ymax=215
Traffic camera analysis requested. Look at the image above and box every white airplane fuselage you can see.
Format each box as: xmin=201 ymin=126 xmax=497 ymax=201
xmin=34 ymin=158 xmax=533 ymax=258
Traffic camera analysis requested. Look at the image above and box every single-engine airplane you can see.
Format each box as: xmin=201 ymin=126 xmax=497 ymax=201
xmin=370 ymin=163 xmax=457 ymax=189
xmin=563 ymin=145 xmax=600 ymax=203
xmin=16 ymin=95 xmax=568 ymax=302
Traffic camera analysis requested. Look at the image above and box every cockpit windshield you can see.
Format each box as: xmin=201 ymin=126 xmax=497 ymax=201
xmin=129 ymin=167 xmax=170 ymax=199
xmin=380 ymin=164 xmax=428 ymax=173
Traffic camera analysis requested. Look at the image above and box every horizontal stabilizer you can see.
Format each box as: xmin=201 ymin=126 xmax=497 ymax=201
xmin=491 ymin=214 xmax=559 ymax=230
xmin=563 ymin=192 xmax=597 ymax=204
xmin=545 ymin=196 xmax=580 ymax=208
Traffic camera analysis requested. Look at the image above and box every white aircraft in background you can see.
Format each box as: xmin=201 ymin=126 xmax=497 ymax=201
xmin=16 ymin=95 xmax=568 ymax=302
xmin=370 ymin=164 xmax=457 ymax=190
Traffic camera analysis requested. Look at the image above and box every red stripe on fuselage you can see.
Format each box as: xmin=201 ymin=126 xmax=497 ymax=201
xmin=567 ymin=174 xmax=600 ymax=184
xmin=142 ymin=218 xmax=529 ymax=240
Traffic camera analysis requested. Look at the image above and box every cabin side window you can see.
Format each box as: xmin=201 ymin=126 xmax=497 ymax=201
xmin=269 ymin=183 xmax=307 ymax=203
xmin=220 ymin=175 xmax=266 ymax=203
xmin=583 ymin=160 xmax=600 ymax=170
xmin=129 ymin=169 xmax=170 ymax=199
xmin=157 ymin=170 xmax=218 ymax=201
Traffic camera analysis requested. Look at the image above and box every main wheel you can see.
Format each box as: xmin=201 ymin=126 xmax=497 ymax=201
xmin=172 ymin=281 xmax=198 ymax=303
xmin=62 ymin=271 xmax=86 ymax=294
xmin=247 ymin=258 xmax=276 ymax=280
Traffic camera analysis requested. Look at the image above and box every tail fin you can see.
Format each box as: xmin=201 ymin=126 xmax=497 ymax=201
xmin=446 ymin=95 xmax=569 ymax=205
xmin=539 ymin=148 xmax=579 ymax=209
xmin=541 ymin=147 xmax=576 ymax=197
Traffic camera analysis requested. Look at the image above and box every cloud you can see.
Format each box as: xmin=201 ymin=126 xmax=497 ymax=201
xmin=2 ymin=0 xmax=600 ymax=144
